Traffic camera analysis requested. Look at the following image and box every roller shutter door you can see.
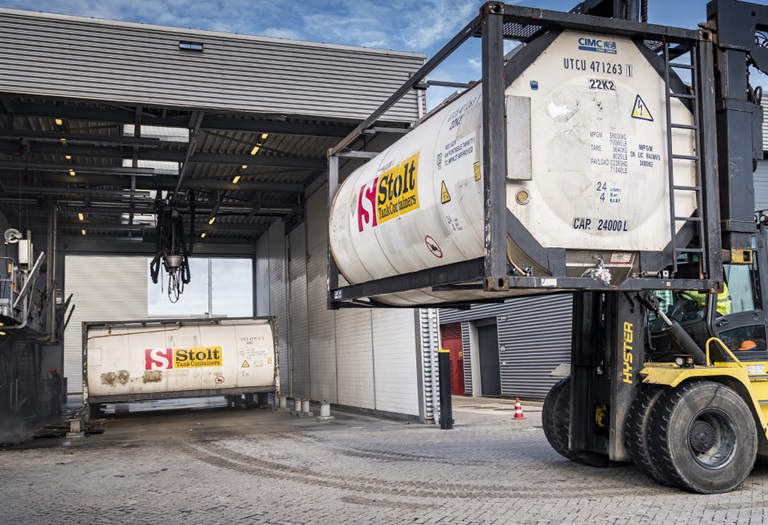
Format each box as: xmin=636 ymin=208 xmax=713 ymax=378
xmin=497 ymin=295 xmax=572 ymax=399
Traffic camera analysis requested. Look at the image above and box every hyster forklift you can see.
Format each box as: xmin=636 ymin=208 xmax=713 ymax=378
xmin=325 ymin=0 xmax=768 ymax=494
xmin=541 ymin=0 xmax=768 ymax=494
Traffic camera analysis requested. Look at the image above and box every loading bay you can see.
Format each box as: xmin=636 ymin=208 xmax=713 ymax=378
xmin=2 ymin=398 xmax=767 ymax=525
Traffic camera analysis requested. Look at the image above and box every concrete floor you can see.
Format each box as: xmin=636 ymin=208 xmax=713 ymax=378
xmin=1 ymin=397 xmax=768 ymax=524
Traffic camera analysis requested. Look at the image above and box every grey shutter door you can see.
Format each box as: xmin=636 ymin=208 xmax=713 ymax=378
xmin=497 ymin=295 xmax=572 ymax=399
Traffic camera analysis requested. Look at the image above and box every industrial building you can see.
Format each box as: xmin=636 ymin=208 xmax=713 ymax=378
xmin=0 ymin=7 xmax=446 ymax=427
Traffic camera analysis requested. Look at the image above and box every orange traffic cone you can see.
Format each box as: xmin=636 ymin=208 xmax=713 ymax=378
xmin=513 ymin=398 xmax=526 ymax=420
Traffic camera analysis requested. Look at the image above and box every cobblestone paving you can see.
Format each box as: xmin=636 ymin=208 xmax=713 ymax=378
xmin=2 ymin=398 xmax=768 ymax=524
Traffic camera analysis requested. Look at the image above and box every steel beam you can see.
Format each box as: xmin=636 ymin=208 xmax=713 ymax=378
xmin=0 ymin=173 xmax=305 ymax=193
xmin=58 ymin=237 xmax=257 ymax=256
xmin=3 ymin=100 xmax=360 ymax=138
xmin=0 ymin=129 xmax=161 ymax=147
xmin=481 ymin=4 xmax=509 ymax=292
xmin=0 ymin=142 xmax=326 ymax=170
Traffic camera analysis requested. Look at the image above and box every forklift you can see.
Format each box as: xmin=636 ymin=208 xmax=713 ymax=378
xmin=541 ymin=0 xmax=768 ymax=494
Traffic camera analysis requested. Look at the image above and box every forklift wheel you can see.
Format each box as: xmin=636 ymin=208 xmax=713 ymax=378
xmin=544 ymin=377 xmax=617 ymax=467
xmin=648 ymin=380 xmax=757 ymax=493
xmin=543 ymin=377 xmax=570 ymax=458
xmin=625 ymin=385 xmax=670 ymax=485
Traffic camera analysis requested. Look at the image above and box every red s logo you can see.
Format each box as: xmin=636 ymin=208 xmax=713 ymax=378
xmin=145 ymin=348 xmax=174 ymax=370
xmin=357 ymin=178 xmax=379 ymax=232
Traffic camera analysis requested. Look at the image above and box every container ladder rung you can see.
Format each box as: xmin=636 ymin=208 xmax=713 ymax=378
xmin=665 ymin=40 xmax=706 ymax=275
xmin=670 ymin=123 xmax=698 ymax=130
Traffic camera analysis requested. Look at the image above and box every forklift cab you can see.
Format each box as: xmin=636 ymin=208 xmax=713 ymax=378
xmin=649 ymin=230 xmax=768 ymax=361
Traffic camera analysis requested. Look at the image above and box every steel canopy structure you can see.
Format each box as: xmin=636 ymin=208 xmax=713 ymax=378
xmin=0 ymin=7 xmax=424 ymax=256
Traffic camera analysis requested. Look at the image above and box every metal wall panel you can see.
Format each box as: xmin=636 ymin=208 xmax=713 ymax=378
xmin=497 ymin=295 xmax=572 ymax=399
xmin=418 ymin=308 xmax=441 ymax=422
xmin=371 ymin=308 xmax=420 ymax=416
xmin=0 ymin=8 xmax=423 ymax=121
xmin=755 ymin=161 xmax=768 ymax=211
xmin=255 ymin=235 xmax=270 ymax=316
xmin=440 ymin=302 xmax=517 ymax=324
xmin=306 ymin=189 xmax=337 ymax=403
xmin=461 ymin=321 xmax=472 ymax=395
xmin=288 ymin=223 xmax=310 ymax=399
xmin=267 ymin=221 xmax=289 ymax=394
xmin=63 ymin=256 xmax=148 ymax=394
xmin=335 ymin=309 xmax=375 ymax=409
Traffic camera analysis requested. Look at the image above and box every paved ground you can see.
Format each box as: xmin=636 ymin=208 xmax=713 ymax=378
xmin=2 ymin=396 xmax=768 ymax=524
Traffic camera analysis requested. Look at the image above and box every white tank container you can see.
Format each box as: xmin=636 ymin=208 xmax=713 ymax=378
xmin=330 ymin=30 xmax=697 ymax=305
xmin=84 ymin=318 xmax=277 ymax=402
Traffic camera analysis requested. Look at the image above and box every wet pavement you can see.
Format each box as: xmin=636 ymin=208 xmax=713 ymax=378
xmin=2 ymin=396 xmax=768 ymax=524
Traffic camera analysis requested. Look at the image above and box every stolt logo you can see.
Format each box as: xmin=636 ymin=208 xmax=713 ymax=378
xmin=145 ymin=348 xmax=174 ymax=370
xmin=578 ymin=37 xmax=617 ymax=54
xmin=144 ymin=346 xmax=223 ymax=370
xmin=356 ymin=152 xmax=420 ymax=232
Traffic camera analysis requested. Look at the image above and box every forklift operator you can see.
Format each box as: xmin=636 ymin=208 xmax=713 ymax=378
xmin=678 ymin=282 xmax=731 ymax=317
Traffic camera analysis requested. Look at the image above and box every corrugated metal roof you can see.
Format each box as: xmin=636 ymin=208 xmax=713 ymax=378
xmin=0 ymin=7 xmax=424 ymax=121
xmin=0 ymin=8 xmax=423 ymax=253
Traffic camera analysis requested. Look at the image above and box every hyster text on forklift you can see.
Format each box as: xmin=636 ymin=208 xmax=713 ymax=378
xmin=326 ymin=0 xmax=768 ymax=493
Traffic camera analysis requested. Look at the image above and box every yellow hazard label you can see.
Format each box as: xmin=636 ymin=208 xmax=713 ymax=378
xmin=631 ymin=95 xmax=653 ymax=121
xmin=473 ymin=161 xmax=481 ymax=181
xmin=241 ymin=360 xmax=249 ymax=368
xmin=440 ymin=181 xmax=451 ymax=204
xmin=268 ymin=357 xmax=273 ymax=364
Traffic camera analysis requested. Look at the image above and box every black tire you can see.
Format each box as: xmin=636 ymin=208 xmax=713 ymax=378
xmin=245 ymin=394 xmax=256 ymax=409
xmin=647 ymin=380 xmax=757 ymax=493
xmin=544 ymin=377 xmax=615 ymax=467
xmin=87 ymin=403 xmax=101 ymax=420
xmin=543 ymin=377 xmax=570 ymax=458
xmin=625 ymin=385 xmax=670 ymax=485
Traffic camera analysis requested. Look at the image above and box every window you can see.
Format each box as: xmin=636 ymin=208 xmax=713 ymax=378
xmin=147 ymin=257 xmax=253 ymax=317
xmin=724 ymin=262 xmax=760 ymax=313
xmin=179 ymin=41 xmax=204 ymax=52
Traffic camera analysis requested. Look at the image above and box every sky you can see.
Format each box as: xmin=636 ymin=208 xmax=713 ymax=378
xmin=147 ymin=257 xmax=253 ymax=317
xmin=4 ymin=0 xmax=767 ymax=103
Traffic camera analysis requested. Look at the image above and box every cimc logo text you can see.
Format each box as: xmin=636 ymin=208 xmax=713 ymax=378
xmin=577 ymin=37 xmax=617 ymax=54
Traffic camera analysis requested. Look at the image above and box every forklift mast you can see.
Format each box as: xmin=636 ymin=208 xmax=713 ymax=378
xmin=569 ymin=0 xmax=768 ymax=464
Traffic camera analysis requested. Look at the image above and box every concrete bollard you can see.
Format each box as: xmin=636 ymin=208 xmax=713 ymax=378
xmin=301 ymin=399 xmax=310 ymax=413
xmin=316 ymin=400 xmax=335 ymax=422
xmin=278 ymin=395 xmax=287 ymax=409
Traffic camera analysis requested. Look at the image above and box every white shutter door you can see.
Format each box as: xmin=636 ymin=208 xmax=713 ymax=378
xmin=64 ymin=256 xmax=148 ymax=394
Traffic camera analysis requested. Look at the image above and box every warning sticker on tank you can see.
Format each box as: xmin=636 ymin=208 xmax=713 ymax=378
xmin=440 ymin=181 xmax=451 ymax=204
xmin=631 ymin=95 xmax=653 ymax=121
